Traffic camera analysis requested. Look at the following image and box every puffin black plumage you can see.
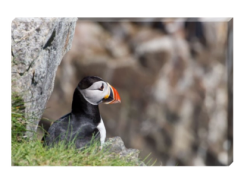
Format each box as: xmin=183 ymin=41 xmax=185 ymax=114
xmin=43 ymin=76 xmax=121 ymax=149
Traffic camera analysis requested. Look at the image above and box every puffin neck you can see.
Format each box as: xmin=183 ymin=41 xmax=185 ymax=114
xmin=71 ymin=88 xmax=100 ymax=124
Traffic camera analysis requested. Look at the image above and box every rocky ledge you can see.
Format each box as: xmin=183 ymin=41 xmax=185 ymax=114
xmin=104 ymin=137 xmax=146 ymax=166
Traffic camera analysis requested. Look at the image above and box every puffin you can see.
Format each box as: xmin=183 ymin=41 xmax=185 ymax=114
xmin=43 ymin=76 xmax=121 ymax=149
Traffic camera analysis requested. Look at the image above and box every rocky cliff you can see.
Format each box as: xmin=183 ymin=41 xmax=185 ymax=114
xmin=11 ymin=18 xmax=77 ymax=138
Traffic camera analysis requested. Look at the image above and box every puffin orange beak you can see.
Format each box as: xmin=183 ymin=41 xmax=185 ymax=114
xmin=109 ymin=85 xmax=121 ymax=104
xmin=102 ymin=84 xmax=121 ymax=104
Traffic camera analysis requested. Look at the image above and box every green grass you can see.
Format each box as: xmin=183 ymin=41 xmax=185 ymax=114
xmin=11 ymin=92 xmax=147 ymax=166
xmin=12 ymin=138 xmax=142 ymax=166
xmin=11 ymin=92 xmax=26 ymax=142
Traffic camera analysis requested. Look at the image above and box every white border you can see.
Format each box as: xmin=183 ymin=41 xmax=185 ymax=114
xmin=8 ymin=17 xmax=234 ymax=168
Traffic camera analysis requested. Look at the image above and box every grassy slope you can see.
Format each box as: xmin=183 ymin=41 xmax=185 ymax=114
xmin=11 ymin=93 xmax=146 ymax=166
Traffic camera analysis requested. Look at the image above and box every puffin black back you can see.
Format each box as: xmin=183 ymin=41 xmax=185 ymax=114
xmin=43 ymin=76 xmax=121 ymax=149
xmin=44 ymin=88 xmax=100 ymax=148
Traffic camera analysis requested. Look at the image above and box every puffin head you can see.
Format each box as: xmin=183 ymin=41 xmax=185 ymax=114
xmin=77 ymin=76 xmax=121 ymax=105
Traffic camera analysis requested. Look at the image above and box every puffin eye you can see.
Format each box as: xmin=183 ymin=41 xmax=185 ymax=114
xmin=99 ymin=83 xmax=104 ymax=91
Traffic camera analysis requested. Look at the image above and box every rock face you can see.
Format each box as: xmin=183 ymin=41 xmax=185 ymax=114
xmin=105 ymin=137 xmax=145 ymax=166
xmin=11 ymin=18 xmax=77 ymax=138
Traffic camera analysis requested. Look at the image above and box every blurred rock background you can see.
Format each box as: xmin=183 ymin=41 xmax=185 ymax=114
xmin=40 ymin=18 xmax=233 ymax=166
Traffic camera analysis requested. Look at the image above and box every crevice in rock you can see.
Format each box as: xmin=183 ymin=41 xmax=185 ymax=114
xmin=43 ymin=29 xmax=56 ymax=50
xmin=31 ymin=71 xmax=38 ymax=86
xmin=11 ymin=50 xmax=15 ymax=58
xmin=36 ymin=27 xmax=41 ymax=33
xmin=18 ymin=59 xmax=35 ymax=76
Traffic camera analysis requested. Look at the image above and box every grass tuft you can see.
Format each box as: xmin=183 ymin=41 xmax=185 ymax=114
xmin=11 ymin=92 xmax=26 ymax=142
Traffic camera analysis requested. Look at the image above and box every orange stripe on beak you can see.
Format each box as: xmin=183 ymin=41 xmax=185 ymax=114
xmin=109 ymin=85 xmax=121 ymax=104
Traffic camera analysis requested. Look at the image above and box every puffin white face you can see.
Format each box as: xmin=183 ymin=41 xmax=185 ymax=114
xmin=79 ymin=81 xmax=109 ymax=105
xmin=78 ymin=80 xmax=121 ymax=105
